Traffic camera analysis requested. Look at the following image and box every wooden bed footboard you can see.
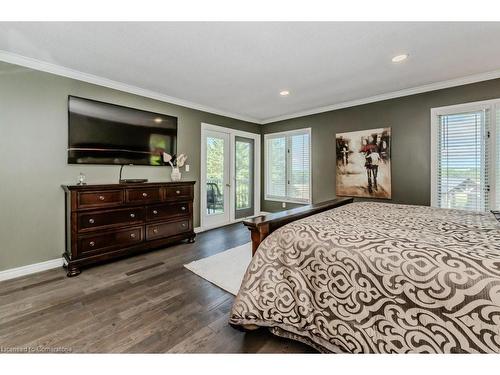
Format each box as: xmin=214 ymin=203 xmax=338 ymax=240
xmin=243 ymin=197 xmax=354 ymax=256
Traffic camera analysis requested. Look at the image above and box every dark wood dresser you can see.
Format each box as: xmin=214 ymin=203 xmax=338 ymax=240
xmin=62 ymin=181 xmax=196 ymax=277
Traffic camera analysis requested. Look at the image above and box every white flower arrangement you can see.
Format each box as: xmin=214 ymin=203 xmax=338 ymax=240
xmin=163 ymin=152 xmax=188 ymax=167
xmin=176 ymin=153 xmax=187 ymax=167
xmin=163 ymin=152 xmax=188 ymax=182
xmin=163 ymin=152 xmax=174 ymax=167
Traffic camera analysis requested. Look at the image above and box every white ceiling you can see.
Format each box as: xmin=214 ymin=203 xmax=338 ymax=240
xmin=1 ymin=22 xmax=500 ymax=123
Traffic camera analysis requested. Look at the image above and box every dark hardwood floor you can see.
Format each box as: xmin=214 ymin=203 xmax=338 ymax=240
xmin=0 ymin=223 xmax=314 ymax=353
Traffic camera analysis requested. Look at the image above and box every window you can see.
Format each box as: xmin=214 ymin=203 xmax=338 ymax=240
xmin=265 ymin=128 xmax=311 ymax=204
xmin=431 ymin=99 xmax=500 ymax=211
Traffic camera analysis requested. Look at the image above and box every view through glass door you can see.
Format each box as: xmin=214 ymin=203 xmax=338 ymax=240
xmin=203 ymin=129 xmax=230 ymax=228
xmin=201 ymin=124 xmax=260 ymax=230
xmin=234 ymin=136 xmax=254 ymax=219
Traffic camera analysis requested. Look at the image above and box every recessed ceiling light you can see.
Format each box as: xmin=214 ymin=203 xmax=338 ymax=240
xmin=154 ymin=118 xmax=163 ymax=123
xmin=392 ymin=54 xmax=409 ymax=63
xmin=279 ymin=90 xmax=290 ymax=96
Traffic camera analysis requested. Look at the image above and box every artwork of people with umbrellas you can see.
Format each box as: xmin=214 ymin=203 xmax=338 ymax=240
xmin=336 ymin=127 xmax=391 ymax=199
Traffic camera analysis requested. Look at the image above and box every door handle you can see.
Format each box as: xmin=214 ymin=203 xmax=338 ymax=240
xmin=226 ymin=184 xmax=231 ymax=187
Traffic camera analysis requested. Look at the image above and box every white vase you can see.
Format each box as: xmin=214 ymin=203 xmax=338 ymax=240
xmin=171 ymin=167 xmax=181 ymax=181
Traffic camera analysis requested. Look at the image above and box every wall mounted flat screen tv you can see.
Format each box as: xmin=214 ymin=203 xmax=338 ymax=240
xmin=68 ymin=96 xmax=177 ymax=166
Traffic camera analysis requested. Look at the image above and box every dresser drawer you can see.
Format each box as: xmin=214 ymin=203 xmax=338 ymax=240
xmin=78 ymin=207 xmax=145 ymax=232
xmin=77 ymin=190 xmax=123 ymax=209
xmin=125 ymin=188 xmax=162 ymax=204
xmin=165 ymin=185 xmax=193 ymax=200
xmin=147 ymin=203 xmax=190 ymax=221
xmin=146 ymin=219 xmax=191 ymax=241
xmin=78 ymin=226 xmax=144 ymax=255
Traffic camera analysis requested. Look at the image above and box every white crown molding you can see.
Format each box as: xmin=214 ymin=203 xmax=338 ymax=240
xmin=2 ymin=49 xmax=500 ymax=126
xmin=0 ymin=50 xmax=261 ymax=124
xmin=0 ymin=258 xmax=63 ymax=282
xmin=262 ymin=69 xmax=500 ymax=124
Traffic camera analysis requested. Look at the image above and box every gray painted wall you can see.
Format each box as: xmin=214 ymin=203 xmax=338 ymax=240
xmin=3 ymin=59 xmax=500 ymax=272
xmin=261 ymin=78 xmax=500 ymax=212
xmin=0 ymin=62 xmax=259 ymax=271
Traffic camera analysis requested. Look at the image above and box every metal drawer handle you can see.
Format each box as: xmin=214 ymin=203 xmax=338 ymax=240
xmin=153 ymin=210 xmax=158 ymax=215
xmin=142 ymin=192 xmax=148 ymax=197
xmin=130 ymin=213 xmax=135 ymax=218
xmin=181 ymin=206 xmax=186 ymax=211
xmin=181 ymin=223 xmax=187 ymax=227
xmin=89 ymin=218 xmax=95 ymax=224
xmin=99 ymin=195 xmax=105 ymax=201
xmin=176 ymin=190 xmax=180 ymax=194
xmin=130 ymin=233 xmax=136 ymax=239
xmin=89 ymin=241 xmax=95 ymax=247
xmin=153 ymin=228 xmax=158 ymax=234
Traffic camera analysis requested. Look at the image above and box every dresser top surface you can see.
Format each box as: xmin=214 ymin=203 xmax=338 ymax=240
xmin=62 ymin=181 xmax=196 ymax=191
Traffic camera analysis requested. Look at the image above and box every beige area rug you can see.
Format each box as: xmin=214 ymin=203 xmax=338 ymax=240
xmin=184 ymin=242 xmax=252 ymax=295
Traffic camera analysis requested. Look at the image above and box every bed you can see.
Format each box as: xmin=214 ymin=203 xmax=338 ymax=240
xmin=229 ymin=201 xmax=500 ymax=353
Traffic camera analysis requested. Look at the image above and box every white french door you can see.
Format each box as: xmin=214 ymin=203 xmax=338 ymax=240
xmin=201 ymin=123 xmax=261 ymax=230
xmin=431 ymin=98 xmax=500 ymax=211
xmin=201 ymin=129 xmax=231 ymax=228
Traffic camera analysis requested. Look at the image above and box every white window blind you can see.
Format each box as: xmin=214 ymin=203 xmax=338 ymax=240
xmin=268 ymin=137 xmax=287 ymax=198
xmin=288 ymin=133 xmax=311 ymax=201
xmin=265 ymin=129 xmax=311 ymax=203
xmin=436 ymin=110 xmax=489 ymax=211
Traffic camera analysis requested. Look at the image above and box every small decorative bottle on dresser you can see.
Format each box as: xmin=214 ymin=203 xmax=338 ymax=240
xmin=62 ymin=181 xmax=196 ymax=277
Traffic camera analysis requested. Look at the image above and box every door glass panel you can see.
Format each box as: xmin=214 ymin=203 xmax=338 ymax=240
xmin=206 ymin=136 xmax=225 ymax=215
xmin=235 ymin=136 xmax=254 ymax=219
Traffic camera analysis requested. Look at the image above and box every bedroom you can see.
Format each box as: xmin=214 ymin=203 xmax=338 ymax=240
xmin=1 ymin=0 xmax=500 ymax=373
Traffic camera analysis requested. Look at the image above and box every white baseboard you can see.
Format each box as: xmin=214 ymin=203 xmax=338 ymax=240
xmin=0 ymin=258 xmax=64 ymax=282
xmin=0 ymin=213 xmax=270 ymax=282
xmin=0 ymin=214 xmax=270 ymax=282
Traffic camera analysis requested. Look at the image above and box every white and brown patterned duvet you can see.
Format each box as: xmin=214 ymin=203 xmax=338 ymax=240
xmin=229 ymin=202 xmax=500 ymax=353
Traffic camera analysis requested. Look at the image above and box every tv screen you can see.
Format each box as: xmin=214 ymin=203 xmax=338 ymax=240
xmin=68 ymin=96 xmax=177 ymax=166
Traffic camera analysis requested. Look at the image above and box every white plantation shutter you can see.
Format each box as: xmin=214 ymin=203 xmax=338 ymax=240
xmin=265 ymin=129 xmax=311 ymax=203
xmin=436 ymin=110 xmax=489 ymax=211
xmin=288 ymin=132 xmax=311 ymax=201
xmin=267 ymin=136 xmax=287 ymax=198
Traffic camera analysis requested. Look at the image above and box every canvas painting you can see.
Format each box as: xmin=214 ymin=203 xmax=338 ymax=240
xmin=336 ymin=127 xmax=391 ymax=199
